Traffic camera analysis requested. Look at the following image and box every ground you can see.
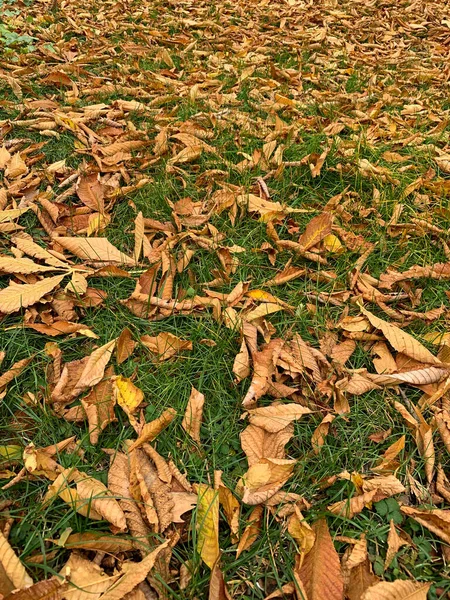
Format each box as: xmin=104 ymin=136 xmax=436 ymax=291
xmin=1 ymin=0 xmax=450 ymax=598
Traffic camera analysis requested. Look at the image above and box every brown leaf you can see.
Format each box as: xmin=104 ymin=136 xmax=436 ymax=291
xmin=311 ymin=414 xmax=335 ymax=454
xmin=236 ymin=505 xmax=263 ymax=557
xmin=346 ymin=559 xmax=379 ymax=600
xmin=400 ymin=506 xmax=450 ymax=544
xmin=384 ymin=520 xmax=409 ymax=570
xmin=243 ymin=339 xmax=283 ymax=407
xmin=77 ymin=174 xmax=105 ymax=214
xmin=238 ymin=458 xmax=296 ymax=505
xmin=98 ymin=541 xmax=169 ymax=600
xmin=247 ymin=403 xmax=312 ymax=433
xmin=297 ymin=518 xmax=344 ymax=600
xmin=361 ymin=580 xmax=430 ymax=600
xmin=0 ymin=274 xmax=65 ymax=314
xmin=216 ymin=473 xmax=240 ymax=542
xmin=233 ymin=338 xmax=250 ymax=382
xmin=360 ymin=305 xmax=440 ymax=365
xmin=128 ymin=408 xmax=177 ymax=451
xmin=3 ymin=577 xmax=67 ymax=600
xmin=64 ymin=532 xmax=136 ymax=553
xmin=0 ymin=256 xmax=57 ymax=275
xmin=62 ymin=554 xmax=115 ymax=600
xmin=74 ymin=472 xmax=127 ymax=531
xmin=116 ymin=328 xmax=136 ymax=364
xmin=140 ymin=332 xmax=193 ymax=361
xmin=298 ymin=212 xmax=332 ymax=251
xmin=0 ymin=356 xmax=33 ymax=391
xmin=81 ymin=366 xmax=116 ymax=444
xmin=209 ymin=562 xmax=231 ymax=600
xmin=240 ymin=423 xmax=294 ymax=466
xmin=328 ymin=489 xmax=378 ymax=519
xmin=182 ymin=386 xmax=205 ymax=444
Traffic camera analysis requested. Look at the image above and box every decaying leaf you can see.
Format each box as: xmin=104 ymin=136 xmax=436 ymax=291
xmin=361 ymin=579 xmax=430 ymax=600
xmin=0 ymin=530 xmax=33 ymax=593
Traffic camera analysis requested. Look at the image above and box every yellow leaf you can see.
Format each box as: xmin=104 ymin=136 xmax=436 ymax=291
xmin=323 ymin=233 xmax=343 ymax=254
xmin=196 ymin=484 xmax=220 ymax=569
xmin=114 ymin=375 xmax=144 ymax=414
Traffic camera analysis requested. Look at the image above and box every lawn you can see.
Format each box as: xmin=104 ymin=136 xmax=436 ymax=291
xmin=1 ymin=0 xmax=450 ymax=598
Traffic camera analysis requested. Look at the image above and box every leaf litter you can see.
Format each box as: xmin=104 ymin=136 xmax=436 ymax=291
xmin=1 ymin=0 xmax=450 ymax=597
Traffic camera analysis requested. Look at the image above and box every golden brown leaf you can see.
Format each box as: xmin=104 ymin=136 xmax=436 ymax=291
xmin=140 ymin=332 xmax=193 ymax=361
xmin=240 ymin=423 xmax=294 ymax=466
xmin=298 ymin=212 xmax=332 ymax=251
xmin=297 ymin=518 xmax=344 ymax=600
xmin=116 ymin=328 xmax=136 ymax=364
xmin=128 ymin=408 xmax=177 ymax=451
xmin=384 ymin=520 xmax=409 ymax=570
xmin=98 ymin=541 xmax=169 ymax=600
xmin=74 ymin=339 xmax=116 ymax=393
xmin=182 ymin=386 xmax=205 ymax=444
xmin=62 ymin=554 xmax=115 ymax=600
xmin=236 ymin=505 xmax=263 ymax=558
xmin=77 ymin=174 xmax=105 ymax=214
xmin=400 ymin=506 xmax=450 ymax=544
xmin=56 ymin=237 xmax=135 ymax=266
xmin=311 ymin=414 xmax=335 ymax=454
xmin=3 ymin=577 xmax=67 ymax=600
xmin=238 ymin=458 xmax=296 ymax=505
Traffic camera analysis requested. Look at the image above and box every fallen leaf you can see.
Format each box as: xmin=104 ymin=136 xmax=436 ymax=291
xmin=361 ymin=579 xmax=430 ymax=600
xmin=182 ymin=386 xmax=205 ymax=444
xmin=246 ymin=403 xmax=312 ymax=433
xmin=0 ymin=274 xmax=65 ymax=314
xmin=297 ymin=518 xmax=344 ymax=600
xmin=236 ymin=505 xmax=263 ymax=558
xmin=299 ymin=212 xmax=333 ymax=250
xmin=195 ymin=484 xmax=220 ymax=569
xmin=0 ymin=530 xmax=33 ymax=593
xmin=56 ymin=237 xmax=135 ymax=266
xmin=360 ymin=305 xmax=440 ymax=365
